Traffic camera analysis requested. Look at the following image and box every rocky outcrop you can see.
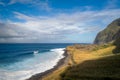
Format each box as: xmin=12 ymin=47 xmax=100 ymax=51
xmin=94 ymin=18 xmax=120 ymax=44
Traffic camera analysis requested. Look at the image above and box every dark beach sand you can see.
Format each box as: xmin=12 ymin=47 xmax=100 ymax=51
xmin=27 ymin=50 xmax=68 ymax=80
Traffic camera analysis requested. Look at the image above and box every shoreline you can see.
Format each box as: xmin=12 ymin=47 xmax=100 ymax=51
xmin=27 ymin=49 xmax=68 ymax=80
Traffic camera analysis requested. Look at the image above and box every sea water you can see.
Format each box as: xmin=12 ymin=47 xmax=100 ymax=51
xmin=0 ymin=43 xmax=73 ymax=80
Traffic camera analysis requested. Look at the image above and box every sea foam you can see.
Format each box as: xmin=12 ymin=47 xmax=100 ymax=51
xmin=0 ymin=48 xmax=65 ymax=80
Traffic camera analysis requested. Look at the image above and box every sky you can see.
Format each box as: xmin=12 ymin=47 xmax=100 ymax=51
xmin=0 ymin=0 xmax=120 ymax=43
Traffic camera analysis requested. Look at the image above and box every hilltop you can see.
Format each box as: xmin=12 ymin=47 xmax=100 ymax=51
xmin=94 ymin=18 xmax=120 ymax=44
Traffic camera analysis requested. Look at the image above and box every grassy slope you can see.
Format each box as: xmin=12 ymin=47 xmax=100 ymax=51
xmin=61 ymin=44 xmax=120 ymax=80
xmin=43 ymin=44 xmax=120 ymax=80
xmin=61 ymin=54 xmax=120 ymax=80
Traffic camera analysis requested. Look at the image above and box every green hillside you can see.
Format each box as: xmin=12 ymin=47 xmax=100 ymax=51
xmin=94 ymin=18 xmax=120 ymax=44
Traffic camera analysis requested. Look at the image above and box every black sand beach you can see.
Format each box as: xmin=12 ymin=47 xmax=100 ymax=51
xmin=27 ymin=50 xmax=68 ymax=80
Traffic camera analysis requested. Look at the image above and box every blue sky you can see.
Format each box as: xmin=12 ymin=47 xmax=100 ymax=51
xmin=0 ymin=0 xmax=120 ymax=43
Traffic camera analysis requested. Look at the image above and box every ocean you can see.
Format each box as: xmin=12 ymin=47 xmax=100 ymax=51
xmin=0 ymin=43 xmax=73 ymax=80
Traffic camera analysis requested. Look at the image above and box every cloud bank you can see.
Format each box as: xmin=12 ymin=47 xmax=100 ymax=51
xmin=0 ymin=8 xmax=120 ymax=43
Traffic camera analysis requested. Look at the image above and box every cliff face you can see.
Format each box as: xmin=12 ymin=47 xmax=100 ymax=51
xmin=94 ymin=18 xmax=120 ymax=44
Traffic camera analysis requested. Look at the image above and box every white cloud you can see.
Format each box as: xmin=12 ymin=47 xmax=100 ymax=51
xmin=0 ymin=9 xmax=120 ymax=43
xmin=0 ymin=0 xmax=51 ymax=11
xmin=9 ymin=0 xmax=51 ymax=11
xmin=9 ymin=0 xmax=32 ymax=4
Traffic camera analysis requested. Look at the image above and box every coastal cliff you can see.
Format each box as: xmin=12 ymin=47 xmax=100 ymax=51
xmin=42 ymin=18 xmax=120 ymax=80
xmin=94 ymin=18 xmax=120 ymax=44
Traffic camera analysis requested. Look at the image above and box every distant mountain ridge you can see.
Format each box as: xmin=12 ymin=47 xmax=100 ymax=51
xmin=94 ymin=18 xmax=120 ymax=44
